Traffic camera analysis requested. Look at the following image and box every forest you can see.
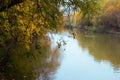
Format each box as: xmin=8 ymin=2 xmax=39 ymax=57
xmin=70 ymin=0 xmax=120 ymax=33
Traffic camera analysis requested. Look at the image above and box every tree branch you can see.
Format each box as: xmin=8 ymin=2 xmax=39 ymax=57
xmin=0 ymin=0 xmax=25 ymax=12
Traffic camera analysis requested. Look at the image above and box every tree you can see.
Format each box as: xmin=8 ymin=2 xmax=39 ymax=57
xmin=0 ymin=0 xmax=100 ymax=53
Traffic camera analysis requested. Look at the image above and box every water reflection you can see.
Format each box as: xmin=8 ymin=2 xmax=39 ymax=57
xmin=76 ymin=32 xmax=120 ymax=69
xmin=1 ymin=31 xmax=120 ymax=80
xmin=51 ymin=31 xmax=120 ymax=80
xmin=0 ymin=39 xmax=60 ymax=80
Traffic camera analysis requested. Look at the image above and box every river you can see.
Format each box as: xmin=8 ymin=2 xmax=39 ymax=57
xmin=48 ymin=31 xmax=120 ymax=80
xmin=1 ymin=31 xmax=120 ymax=80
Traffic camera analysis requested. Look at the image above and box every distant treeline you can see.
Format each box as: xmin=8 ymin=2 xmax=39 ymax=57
xmin=69 ymin=0 xmax=120 ymax=33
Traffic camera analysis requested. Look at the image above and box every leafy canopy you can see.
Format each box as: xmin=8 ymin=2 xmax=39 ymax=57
xmin=0 ymin=0 xmax=100 ymax=51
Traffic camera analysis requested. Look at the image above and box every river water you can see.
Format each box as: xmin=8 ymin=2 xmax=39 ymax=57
xmin=49 ymin=31 xmax=120 ymax=80
xmin=1 ymin=31 xmax=120 ymax=80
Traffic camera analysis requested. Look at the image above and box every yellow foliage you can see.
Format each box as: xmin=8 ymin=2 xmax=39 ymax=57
xmin=16 ymin=5 xmax=20 ymax=10
xmin=70 ymin=11 xmax=82 ymax=26
xmin=25 ymin=44 xmax=30 ymax=51
xmin=39 ymin=19 xmax=44 ymax=25
xmin=19 ymin=20 xmax=24 ymax=25
xmin=0 ymin=0 xmax=63 ymax=52
xmin=34 ymin=14 xmax=38 ymax=18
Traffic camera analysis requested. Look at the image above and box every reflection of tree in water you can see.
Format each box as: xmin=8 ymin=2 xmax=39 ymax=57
xmin=0 ymin=39 xmax=60 ymax=80
xmin=37 ymin=48 xmax=60 ymax=80
xmin=76 ymin=32 xmax=120 ymax=69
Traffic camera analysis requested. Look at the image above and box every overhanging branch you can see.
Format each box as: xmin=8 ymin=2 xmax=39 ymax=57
xmin=0 ymin=0 xmax=25 ymax=12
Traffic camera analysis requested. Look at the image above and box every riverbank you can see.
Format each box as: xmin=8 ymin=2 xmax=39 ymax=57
xmin=72 ymin=26 xmax=120 ymax=34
